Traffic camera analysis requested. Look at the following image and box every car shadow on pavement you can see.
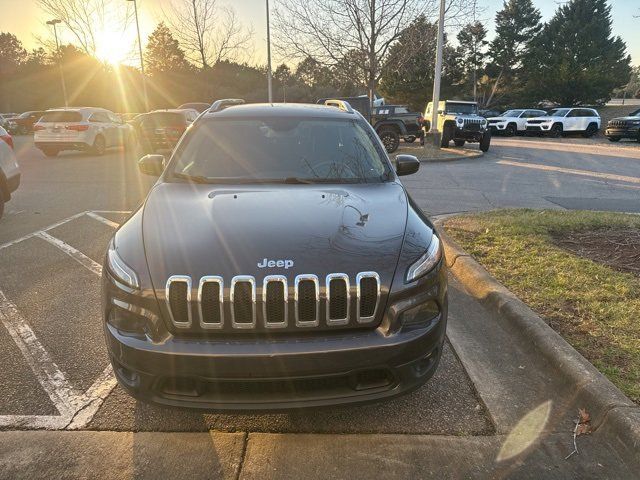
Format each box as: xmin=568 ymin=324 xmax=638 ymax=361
xmin=88 ymin=340 xmax=494 ymax=436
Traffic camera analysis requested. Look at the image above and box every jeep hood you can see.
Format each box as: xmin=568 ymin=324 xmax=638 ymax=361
xmin=142 ymin=182 xmax=408 ymax=290
xmin=610 ymin=116 xmax=640 ymax=122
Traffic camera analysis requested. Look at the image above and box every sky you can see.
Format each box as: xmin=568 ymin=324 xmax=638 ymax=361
xmin=0 ymin=0 xmax=637 ymax=66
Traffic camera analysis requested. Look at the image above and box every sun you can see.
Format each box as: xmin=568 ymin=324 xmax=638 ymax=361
xmin=95 ymin=29 xmax=135 ymax=65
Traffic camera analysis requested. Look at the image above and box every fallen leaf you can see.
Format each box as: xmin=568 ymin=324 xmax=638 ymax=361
xmin=578 ymin=408 xmax=590 ymax=424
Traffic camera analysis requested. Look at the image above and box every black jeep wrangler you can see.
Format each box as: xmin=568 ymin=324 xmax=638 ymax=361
xmin=104 ymin=99 xmax=447 ymax=411
xmin=318 ymin=97 xmax=423 ymax=153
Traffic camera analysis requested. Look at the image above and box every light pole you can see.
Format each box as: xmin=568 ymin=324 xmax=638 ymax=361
xmin=429 ymin=0 xmax=445 ymax=146
xmin=47 ymin=19 xmax=69 ymax=108
xmin=266 ymin=0 xmax=273 ymax=103
xmin=127 ymin=0 xmax=150 ymax=111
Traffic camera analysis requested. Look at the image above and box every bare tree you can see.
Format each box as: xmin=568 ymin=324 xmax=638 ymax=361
xmin=37 ymin=0 xmax=133 ymax=56
xmin=273 ymin=0 xmax=473 ymax=106
xmin=164 ymin=0 xmax=253 ymax=69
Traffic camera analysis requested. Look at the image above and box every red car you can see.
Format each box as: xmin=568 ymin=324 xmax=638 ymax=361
xmin=137 ymin=109 xmax=198 ymax=153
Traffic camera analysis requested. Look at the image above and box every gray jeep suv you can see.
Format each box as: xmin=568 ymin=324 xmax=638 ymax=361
xmin=103 ymin=100 xmax=447 ymax=411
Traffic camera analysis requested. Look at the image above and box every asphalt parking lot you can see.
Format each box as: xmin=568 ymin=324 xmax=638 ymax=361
xmin=1 ymin=135 xmax=639 ymax=477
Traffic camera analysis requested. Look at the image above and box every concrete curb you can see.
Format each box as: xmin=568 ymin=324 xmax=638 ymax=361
xmin=435 ymin=223 xmax=640 ymax=467
xmin=418 ymin=150 xmax=484 ymax=163
xmin=396 ymin=145 xmax=484 ymax=163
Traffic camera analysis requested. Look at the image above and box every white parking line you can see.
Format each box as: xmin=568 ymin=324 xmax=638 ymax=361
xmin=0 ymin=210 xmax=128 ymax=430
xmin=37 ymin=231 xmax=103 ymax=276
xmin=0 ymin=291 xmax=79 ymax=428
xmin=0 ymin=211 xmax=89 ymax=251
xmin=85 ymin=212 xmax=120 ymax=229
xmin=497 ymin=159 xmax=640 ymax=185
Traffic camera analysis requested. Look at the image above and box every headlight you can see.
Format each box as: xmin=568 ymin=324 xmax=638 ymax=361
xmin=456 ymin=117 xmax=463 ymax=125
xmin=107 ymin=240 xmax=140 ymax=288
xmin=631 ymin=120 xmax=640 ymax=125
xmin=406 ymin=235 xmax=442 ymax=282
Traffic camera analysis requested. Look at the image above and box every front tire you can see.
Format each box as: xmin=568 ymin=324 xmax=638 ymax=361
xmin=454 ymin=139 xmax=465 ymax=147
xmin=479 ymin=129 xmax=491 ymax=152
xmin=92 ymin=135 xmax=106 ymax=156
xmin=583 ymin=123 xmax=598 ymax=138
xmin=440 ymin=123 xmax=454 ymax=148
xmin=505 ymin=123 xmax=517 ymax=136
xmin=41 ymin=148 xmax=59 ymax=157
xmin=549 ymin=123 xmax=563 ymax=138
xmin=378 ymin=127 xmax=400 ymax=153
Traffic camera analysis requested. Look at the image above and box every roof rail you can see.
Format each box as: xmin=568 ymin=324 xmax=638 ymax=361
xmin=323 ymin=99 xmax=354 ymax=114
xmin=209 ymin=98 xmax=245 ymax=113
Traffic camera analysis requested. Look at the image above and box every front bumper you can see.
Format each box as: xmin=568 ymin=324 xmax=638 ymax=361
xmin=35 ymin=141 xmax=91 ymax=151
xmin=454 ymin=127 xmax=485 ymax=142
xmin=605 ymin=127 xmax=639 ymax=139
xmin=6 ymin=172 xmax=20 ymax=195
xmin=106 ymin=312 xmax=446 ymax=411
xmin=526 ymin=124 xmax=552 ymax=133
xmin=104 ymin=265 xmax=448 ymax=411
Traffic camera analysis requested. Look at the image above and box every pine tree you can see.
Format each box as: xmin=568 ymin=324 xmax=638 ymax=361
xmin=485 ymin=0 xmax=542 ymax=106
xmin=379 ymin=15 xmax=460 ymax=111
xmin=525 ymin=0 xmax=631 ymax=105
xmin=456 ymin=22 xmax=488 ymax=103
xmin=144 ymin=23 xmax=191 ymax=76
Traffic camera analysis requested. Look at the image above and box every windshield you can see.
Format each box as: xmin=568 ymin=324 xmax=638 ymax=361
xmin=499 ymin=110 xmax=524 ymax=117
xmin=171 ymin=118 xmax=390 ymax=183
xmin=141 ymin=113 xmax=185 ymax=129
xmin=445 ymin=103 xmax=477 ymax=115
xmin=548 ymin=108 xmax=570 ymax=117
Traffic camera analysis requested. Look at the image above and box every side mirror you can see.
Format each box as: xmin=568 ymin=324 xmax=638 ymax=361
xmin=138 ymin=154 xmax=165 ymax=176
xmin=395 ymin=154 xmax=420 ymax=176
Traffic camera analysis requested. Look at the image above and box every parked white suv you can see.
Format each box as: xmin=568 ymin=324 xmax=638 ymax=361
xmin=34 ymin=107 xmax=134 ymax=157
xmin=487 ymin=109 xmax=547 ymax=136
xmin=525 ymin=107 xmax=600 ymax=138
xmin=0 ymin=126 xmax=20 ymax=219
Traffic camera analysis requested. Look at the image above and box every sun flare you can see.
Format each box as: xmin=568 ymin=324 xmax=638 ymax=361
xmin=95 ymin=30 xmax=135 ymax=65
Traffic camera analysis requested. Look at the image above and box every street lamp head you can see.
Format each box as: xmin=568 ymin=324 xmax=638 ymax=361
xmin=46 ymin=19 xmax=61 ymax=25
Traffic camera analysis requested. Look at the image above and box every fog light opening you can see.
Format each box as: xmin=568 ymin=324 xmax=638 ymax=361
xmin=115 ymin=364 xmax=140 ymax=388
xmin=413 ymin=349 xmax=437 ymax=377
xmin=353 ymin=369 xmax=393 ymax=391
xmin=160 ymin=377 xmax=202 ymax=397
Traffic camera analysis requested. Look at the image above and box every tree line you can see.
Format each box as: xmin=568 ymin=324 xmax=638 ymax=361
xmin=0 ymin=0 xmax=634 ymax=114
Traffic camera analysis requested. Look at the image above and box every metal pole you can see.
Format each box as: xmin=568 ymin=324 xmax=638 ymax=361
xmin=131 ymin=0 xmax=150 ymax=111
xmin=266 ymin=0 xmax=273 ymax=103
xmin=429 ymin=0 xmax=445 ymax=146
xmin=48 ymin=20 xmax=68 ymax=107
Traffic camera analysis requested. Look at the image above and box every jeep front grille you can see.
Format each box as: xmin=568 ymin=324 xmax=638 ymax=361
xmin=608 ymin=120 xmax=627 ymax=128
xmin=462 ymin=118 xmax=484 ymax=131
xmin=164 ymin=272 xmax=381 ymax=332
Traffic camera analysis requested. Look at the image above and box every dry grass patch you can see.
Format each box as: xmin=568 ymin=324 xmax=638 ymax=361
xmin=445 ymin=209 xmax=640 ymax=404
